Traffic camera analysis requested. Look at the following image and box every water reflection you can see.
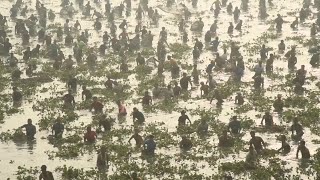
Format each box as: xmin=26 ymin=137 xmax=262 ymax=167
xmin=14 ymin=139 xmax=36 ymax=153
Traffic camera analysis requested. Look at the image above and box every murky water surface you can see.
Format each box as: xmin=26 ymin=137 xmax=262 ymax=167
xmin=0 ymin=0 xmax=319 ymax=179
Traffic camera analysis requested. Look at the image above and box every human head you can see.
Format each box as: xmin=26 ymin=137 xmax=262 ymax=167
xmin=133 ymin=107 xmax=138 ymax=112
xmin=277 ymin=94 xmax=281 ymax=99
xmin=250 ymin=131 xmax=255 ymax=137
xmin=41 ymin=165 xmax=47 ymax=172
xmin=222 ymin=130 xmax=228 ymax=136
xmin=181 ymin=110 xmax=186 ymax=115
xmin=280 ymin=135 xmax=286 ymax=142
xmin=131 ymin=172 xmax=138 ymax=178
xmin=27 ymin=119 xmax=32 ymax=124
xmin=193 ymin=64 xmax=197 ymax=69
xmin=300 ymin=140 xmax=306 ymax=146
xmin=201 ymin=118 xmax=206 ymax=123
xmin=87 ymin=126 xmax=92 ymax=132
xmin=100 ymin=146 xmax=106 ymax=153
xmin=183 ymin=72 xmax=187 ymax=77
xmin=293 ymin=117 xmax=298 ymax=124
xmin=249 ymin=145 xmax=254 ymax=152
xmin=232 ymin=116 xmax=237 ymax=121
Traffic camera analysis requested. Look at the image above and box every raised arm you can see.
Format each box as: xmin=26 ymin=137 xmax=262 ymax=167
xmin=296 ymin=146 xmax=300 ymax=159
xmin=20 ymin=124 xmax=27 ymax=129
xmin=72 ymin=98 xmax=76 ymax=105
xmin=227 ymin=123 xmax=231 ymax=132
xmin=261 ymin=116 xmax=265 ymax=125
xmin=128 ymin=135 xmax=134 ymax=143
xmin=49 ymin=172 xmax=54 ymax=180
xmin=261 ymin=138 xmax=266 ymax=148
xmin=291 ymin=126 xmax=294 ymax=135
xmin=52 ymin=125 xmax=54 ymax=135
xmin=210 ymin=95 xmax=214 ymax=104
xmin=187 ymin=115 xmax=191 ymax=124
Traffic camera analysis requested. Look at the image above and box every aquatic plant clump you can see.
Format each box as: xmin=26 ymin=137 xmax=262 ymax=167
xmin=2 ymin=0 xmax=320 ymax=179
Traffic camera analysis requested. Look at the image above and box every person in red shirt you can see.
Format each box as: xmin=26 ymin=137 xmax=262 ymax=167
xmin=84 ymin=126 xmax=97 ymax=143
xmin=116 ymin=100 xmax=127 ymax=116
xmin=90 ymin=97 xmax=104 ymax=114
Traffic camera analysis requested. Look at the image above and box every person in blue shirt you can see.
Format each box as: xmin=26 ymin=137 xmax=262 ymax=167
xmin=20 ymin=119 xmax=36 ymax=140
xmin=52 ymin=118 xmax=64 ymax=138
xmin=143 ymin=135 xmax=156 ymax=155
